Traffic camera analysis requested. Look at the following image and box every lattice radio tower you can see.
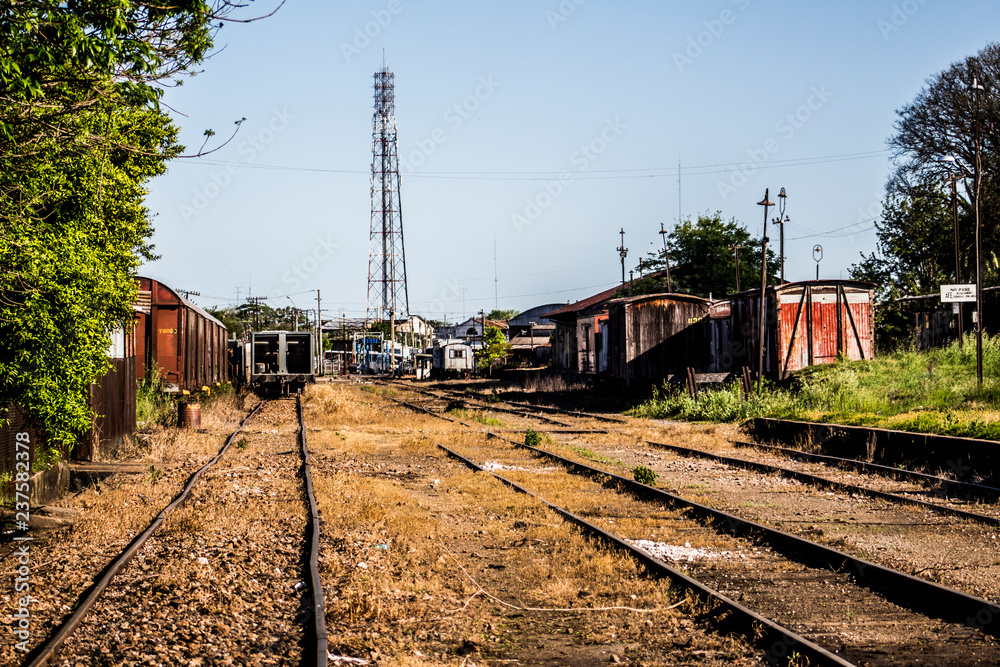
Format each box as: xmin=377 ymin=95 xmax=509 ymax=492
xmin=365 ymin=62 xmax=409 ymax=327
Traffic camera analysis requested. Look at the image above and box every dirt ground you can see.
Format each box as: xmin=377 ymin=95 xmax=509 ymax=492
xmin=304 ymin=381 xmax=767 ymax=666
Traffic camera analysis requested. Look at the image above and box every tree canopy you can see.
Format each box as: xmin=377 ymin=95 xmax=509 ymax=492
xmin=0 ymin=1 xmax=266 ymax=452
xmin=626 ymin=213 xmax=778 ymax=299
xmin=477 ymin=326 xmax=510 ymax=375
xmin=486 ymin=309 xmax=519 ymax=321
xmin=857 ymin=42 xmax=1000 ymax=296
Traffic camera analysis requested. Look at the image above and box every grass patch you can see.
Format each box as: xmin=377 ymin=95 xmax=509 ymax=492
xmin=630 ymin=335 xmax=1000 ymax=440
xmin=445 ymin=406 xmax=505 ymax=427
xmin=630 ymin=380 xmax=799 ymax=423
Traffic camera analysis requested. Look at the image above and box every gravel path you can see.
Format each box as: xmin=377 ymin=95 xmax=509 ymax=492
xmin=12 ymin=398 xmax=312 ymax=667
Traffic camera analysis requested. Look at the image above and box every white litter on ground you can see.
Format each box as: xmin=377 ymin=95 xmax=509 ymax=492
xmin=627 ymin=539 xmax=746 ymax=563
xmin=482 ymin=461 xmax=557 ymax=473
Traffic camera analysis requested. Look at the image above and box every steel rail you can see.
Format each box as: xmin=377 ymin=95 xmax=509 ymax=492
xmin=437 ymin=443 xmax=856 ymax=667
xmin=384 ymin=379 xmax=627 ymax=423
xmin=645 ymin=439 xmax=1000 ymax=528
xmin=453 ymin=388 xmax=628 ymax=423
xmin=387 ymin=396 xmax=1000 ymax=639
xmin=732 ymin=439 xmax=1000 ymax=501
xmin=24 ymin=400 xmax=267 ymax=667
xmin=297 ymin=395 xmax=329 ymax=666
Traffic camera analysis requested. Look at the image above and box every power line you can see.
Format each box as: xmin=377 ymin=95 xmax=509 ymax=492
xmin=181 ymin=149 xmax=891 ymax=182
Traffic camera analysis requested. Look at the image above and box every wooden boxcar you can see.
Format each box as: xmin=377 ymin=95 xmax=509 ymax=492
xmin=135 ymin=277 xmax=228 ymax=393
xmin=606 ymin=293 xmax=714 ymax=384
xmin=713 ymin=280 xmax=874 ymax=379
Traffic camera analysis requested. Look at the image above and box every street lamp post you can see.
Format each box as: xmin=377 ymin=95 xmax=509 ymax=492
xmin=286 ymin=296 xmax=299 ymax=332
xmin=617 ymin=228 xmax=629 ymax=286
xmin=756 ymin=189 xmax=775 ymax=390
xmin=773 ymin=188 xmax=789 ymax=283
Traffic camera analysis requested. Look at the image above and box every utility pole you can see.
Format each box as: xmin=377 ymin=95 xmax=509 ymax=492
xmin=177 ymin=289 xmax=200 ymax=300
xmin=971 ymin=71 xmax=985 ymax=385
xmin=659 ymin=222 xmax=673 ymax=292
xmin=756 ymin=189 xmax=775 ymax=391
xmin=947 ymin=172 xmax=965 ymax=347
xmin=617 ymin=228 xmax=628 ymax=286
xmin=247 ymin=296 xmax=266 ymax=332
xmin=316 ymin=289 xmax=322 ymax=376
xmin=727 ymin=244 xmax=744 ymax=293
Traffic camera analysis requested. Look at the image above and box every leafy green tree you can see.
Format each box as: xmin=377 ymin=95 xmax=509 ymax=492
xmin=0 ymin=2 xmax=265 ymax=453
xmin=881 ymin=42 xmax=999 ymax=291
xmin=627 ymin=213 xmax=777 ymax=299
xmin=850 ymin=189 xmax=952 ymax=298
xmin=477 ymin=326 xmax=510 ymax=376
xmin=1 ymin=103 xmax=180 ymax=450
xmin=486 ymin=309 xmax=519 ymax=321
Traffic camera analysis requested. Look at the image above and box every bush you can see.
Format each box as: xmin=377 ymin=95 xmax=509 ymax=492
xmin=524 ymin=428 xmax=541 ymax=448
xmin=633 ymin=465 xmax=657 ymax=485
xmin=136 ymin=375 xmax=174 ymax=428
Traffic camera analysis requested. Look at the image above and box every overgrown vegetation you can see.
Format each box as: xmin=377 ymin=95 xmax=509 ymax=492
xmin=632 ymin=335 xmax=1000 ymax=440
xmin=137 ymin=376 xmax=174 ymax=428
xmin=0 ymin=2 xmax=259 ymax=456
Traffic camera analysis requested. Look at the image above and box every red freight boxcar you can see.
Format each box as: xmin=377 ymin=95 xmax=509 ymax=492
xmin=713 ymin=280 xmax=874 ymax=379
xmin=135 ymin=277 xmax=228 ymax=393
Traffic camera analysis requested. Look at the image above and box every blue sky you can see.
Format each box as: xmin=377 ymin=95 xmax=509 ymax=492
xmin=142 ymin=0 xmax=1000 ymax=323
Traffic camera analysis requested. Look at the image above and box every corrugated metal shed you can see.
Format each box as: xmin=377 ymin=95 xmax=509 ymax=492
xmin=606 ymin=293 xmax=713 ymax=383
xmin=81 ymin=326 xmax=137 ymax=460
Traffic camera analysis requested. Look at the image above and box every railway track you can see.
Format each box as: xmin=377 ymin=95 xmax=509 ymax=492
xmin=393 ymin=381 xmax=1000 ymax=527
xmin=418 ymin=408 xmax=1000 ymax=665
xmin=380 ymin=384 xmax=1000 ymax=664
xmin=21 ymin=397 xmax=326 ymax=666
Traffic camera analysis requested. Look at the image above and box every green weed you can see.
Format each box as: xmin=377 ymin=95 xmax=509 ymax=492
xmin=633 ymin=465 xmax=657 ymax=485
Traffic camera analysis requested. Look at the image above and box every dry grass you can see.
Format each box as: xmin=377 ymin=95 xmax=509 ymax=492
xmin=301 ymin=382 xmax=763 ymax=664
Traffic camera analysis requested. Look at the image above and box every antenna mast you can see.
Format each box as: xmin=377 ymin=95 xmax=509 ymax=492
xmin=365 ymin=61 xmax=409 ymax=328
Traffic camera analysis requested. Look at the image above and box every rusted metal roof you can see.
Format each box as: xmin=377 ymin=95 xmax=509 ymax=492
xmin=543 ymin=270 xmax=672 ymax=320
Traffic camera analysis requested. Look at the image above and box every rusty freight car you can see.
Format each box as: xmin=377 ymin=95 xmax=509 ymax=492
xmin=713 ymin=280 xmax=874 ymax=379
xmin=135 ymin=277 xmax=228 ymax=393
xmin=606 ymin=293 xmax=715 ymax=383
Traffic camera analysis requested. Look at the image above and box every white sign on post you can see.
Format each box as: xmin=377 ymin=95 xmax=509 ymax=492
xmin=941 ymin=284 xmax=976 ymax=302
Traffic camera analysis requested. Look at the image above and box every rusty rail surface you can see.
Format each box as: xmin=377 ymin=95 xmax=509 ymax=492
xmin=388 ymin=395 xmax=1000 ymax=640
xmin=732 ymin=439 xmax=1000 ymax=501
xmin=646 ymin=438 xmax=1000 ymax=528
xmin=25 ymin=397 xmax=328 ymax=666
xmin=437 ymin=443 xmax=855 ymax=667
xmin=297 ymin=395 xmax=329 ymax=665
xmin=24 ymin=400 xmax=267 ymax=667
